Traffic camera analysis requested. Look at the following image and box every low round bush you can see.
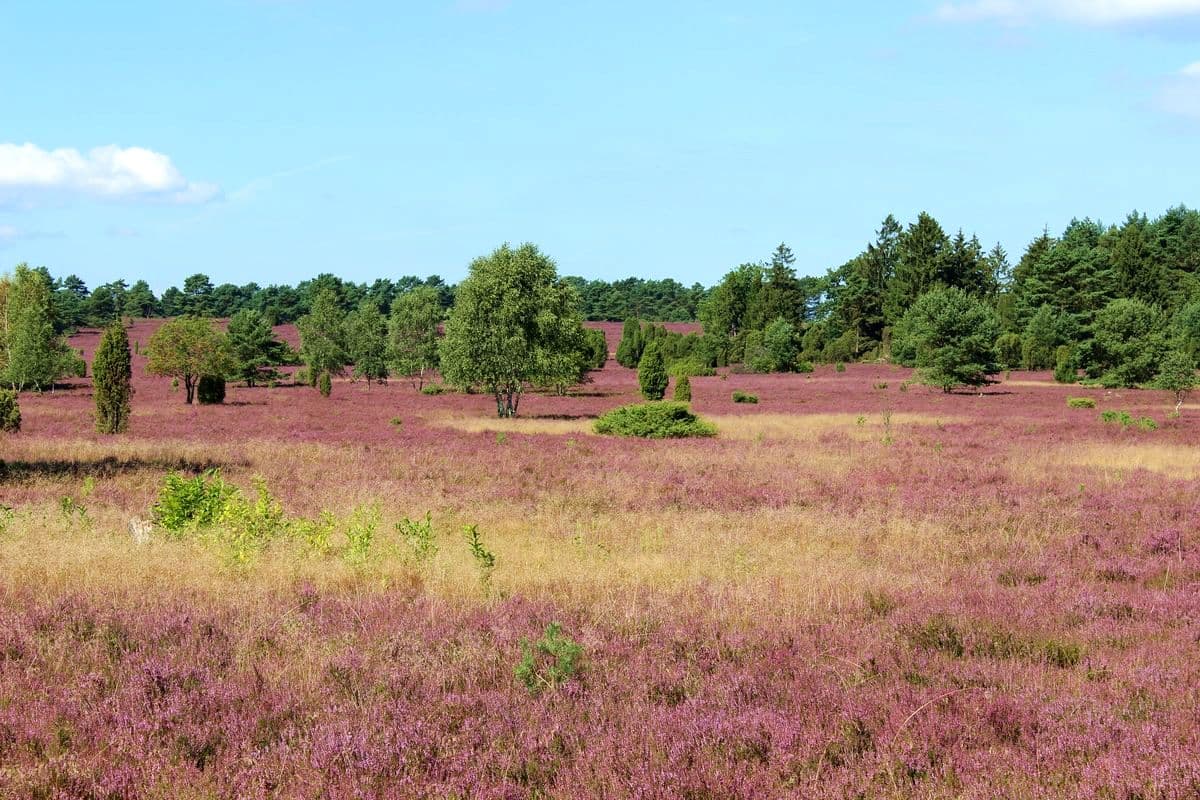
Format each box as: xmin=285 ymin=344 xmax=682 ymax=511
xmin=593 ymin=402 xmax=716 ymax=439
xmin=732 ymin=390 xmax=759 ymax=404
xmin=197 ymin=375 xmax=226 ymax=405
xmin=1066 ymin=397 xmax=1096 ymax=409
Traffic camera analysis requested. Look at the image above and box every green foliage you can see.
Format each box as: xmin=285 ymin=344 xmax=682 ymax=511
xmin=673 ymin=374 xmax=692 ymax=402
xmin=1100 ymin=410 xmax=1157 ymax=430
xmin=899 ymin=286 xmax=1000 ymax=392
xmin=420 ymin=382 xmax=448 ymax=395
xmin=594 ymin=401 xmax=717 ymax=439
xmin=583 ymin=327 xmax=608 ymax=370
xmin=152 ymin=470 xmax=237 ymax=533
xmin=1066 ymin=397 xmax=1096 ymax=409
xmin=343 ymin=505 xmax=380 ymax=565
xmin=464 ymin=524 xmax=495 ymax=586
xmin=397 ymin=513 xmax=437 ymax=562
xmin=637 ymin=342 xmax=669 ymax=400
xmin=145 ymin=316 xmax=233 ymax=404
xmin=668 ymin=359 xmax=715 ymax=378
xmin=317 ymin=371 xmax=332 ymax=397
xmin=344 ymin=300 xmax=390 ymax=385
xmin=835 ymin=361 xmax=846 ymax=373
xmin=995 ymin=332 xmax=1023 ymax=370
xmin=761 ymin=317 xmax=800 ymax=372
xmin=93 ymin=324 xmax=132 ymax=434
xmin=0 ymin=389 xmax=20 ymax=433
xmin=615 ymin=318 xmax=643 ymax=368
xmin=732 ymin=390 xmax=758 ymax=404
xmin=388 ymin=285 xmax=443 ymax=390
xmin=197 ymin=375 xmax=226 ymax=405
xmin=1021 ymin=305 xmax=1060 ymax=370
xmin=1054 ymin=345 xmax=1077 ymax=384
xmin=440 ymin=243 xmax=586 ymax=417
xmin=0 ymin=264 xmax=75 ymax=391
xmin=1154 ymin=350 xmax=1197 ymax=411
xmin=218 ymin=478 xmax=288 ymax=562
xmin=1091 ymin=298 xmax=1165 ymax=387
xmin=226 ymin=309 xmax=286 ymax=387
xmin=297 ymin=288 xmax=348 ymax=393
xmin=515 ymin=622 xmax=584 ymax=695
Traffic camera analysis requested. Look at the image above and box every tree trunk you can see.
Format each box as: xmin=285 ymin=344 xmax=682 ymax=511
xmin=184 ymin=376 xmax=196 ymax=404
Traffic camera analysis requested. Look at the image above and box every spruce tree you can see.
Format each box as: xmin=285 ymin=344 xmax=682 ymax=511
xmin=93 ymin=323 xmax=132 ymax=434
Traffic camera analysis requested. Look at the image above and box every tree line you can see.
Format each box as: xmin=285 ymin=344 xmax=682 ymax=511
xmin=32 ymin=269 xmax=705 ymax=329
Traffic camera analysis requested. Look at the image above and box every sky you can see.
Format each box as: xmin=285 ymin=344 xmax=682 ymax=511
xmin=1 ymin=1 xmax=1199 ymax=292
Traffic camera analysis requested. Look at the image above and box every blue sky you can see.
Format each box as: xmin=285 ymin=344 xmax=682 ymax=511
xmin=2 ymin=1 xmax=1199 ymax=292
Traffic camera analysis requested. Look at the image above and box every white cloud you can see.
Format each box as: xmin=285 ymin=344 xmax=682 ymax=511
xmin=935 ymin=0 xmax=1200 ymax=25
xmin=0 ymin=143 xmax=219 ymax=204
xmin=1155 ymin=61 xmax=1200 ymax=120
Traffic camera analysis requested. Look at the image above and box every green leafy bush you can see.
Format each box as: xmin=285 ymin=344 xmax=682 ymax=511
xmin=317 ymin=371 xmax=332 ymax=397
xmin=153 ymin=470 xmax=237 ymax=533
xmin=397 ymin=512 xmax=437 ymax=562
xmin=673 ymin=374 xmax=692 ymax=402
xmin=515 ymin=622 xmax=584 ymax=695
xmin=343 ymin=504 xmax=380 ymax=565
xmin=795 ymin=361 xmax=814 ymax=374
xmin=420 ymin=383 xmax=448 ymax=395
xmin=1053 ymin=345 xmax=1076 ymax=384
xmin=0 ymin=390 xmax=20 ymax=433
xmin=197 ymin=375 xmax=226 ymax=405
xmin=668 ymin=359 xmax=715 ymax=378
xmin=1066 ymin=397 xmax=1096 ymax=409
xmin=732 ymin=390 xmax=758 ymax=404
xmin=594 ymin=402 xmax=717 ymax=439
xmin=1100 ymin=410 xmax=1157 ymax=430
xmin=464 ymin=524 xmax=496 ymax=588
xmin=835 ymin=361 xmax=846 ymax=373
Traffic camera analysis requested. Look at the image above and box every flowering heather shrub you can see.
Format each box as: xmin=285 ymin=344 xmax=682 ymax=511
xmin=0 ymin=388 xmax=19 ymax=432
xmin=594 ymin=402 xmax=717 ymax=438
xmin=732 ymin=390 xmax=759 ymax=404
xmin=1067 ymin=397 xmax=1096 ymax=409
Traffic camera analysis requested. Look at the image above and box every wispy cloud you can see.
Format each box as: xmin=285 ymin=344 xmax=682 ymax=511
xmin=1155 ymin=61 xmax=1200 ymax=120
xmin=934 ymin=0 xmax=1200 ymax=25
xmin=0 ymin=223 xmax=63 ymax=248
xmin=0 ymin=143 xmax=219 ymax=205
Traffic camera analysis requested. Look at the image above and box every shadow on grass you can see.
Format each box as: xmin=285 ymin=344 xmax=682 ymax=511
xmin=524 ymin=413 xmax=600 ymax=421
xmin=0 ymin=456 xmax=246 ymax=484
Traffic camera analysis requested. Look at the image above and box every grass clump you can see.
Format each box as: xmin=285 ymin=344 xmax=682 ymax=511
xmin=732 ymin=391 xmax=759 ymax=404
xmin=1100 ymin=410 xmax=1157 ymax=430
xmin=594 ymin=402 xmax=717 ymax=439
xmin=1067 ymin=397 xmax=1096 ymax=409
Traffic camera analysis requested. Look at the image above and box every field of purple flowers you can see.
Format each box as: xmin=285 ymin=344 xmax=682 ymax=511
xmin=1 ymin=320 xmax=1199 ymax=798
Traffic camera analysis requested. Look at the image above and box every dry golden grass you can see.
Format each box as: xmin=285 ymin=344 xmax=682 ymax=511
xmin=1041 ymin=442 xmax=1200 ymax=480
xmin=431 ymin=414 xmax=595 ymax=436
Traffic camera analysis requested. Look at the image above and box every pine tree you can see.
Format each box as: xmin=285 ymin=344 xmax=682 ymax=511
xmin=227 ymin=309 xmax=284 ymax=387
xmin=93 ymin=323 xmax=132 ymax=433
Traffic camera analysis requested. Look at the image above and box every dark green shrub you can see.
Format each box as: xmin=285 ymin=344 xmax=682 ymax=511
xmin=93 ymin=324 xmax=132 ymax=434
xmin=638 ymin=343 xmax=669 ymax=400
xmin=197 ymin=375 xmax=226 ymax=405
xmin=583 ymin=328 xmax=608 ymax=370
xmin=1054 ymin=346 xmax=1076 ymax=384
xmin=795 ymin=361 xmax=814 ymax=373
xmin=515 ymin=622 xmax=583 ymax=695
xmin=732 ymin=390 xmax=758 ymax=404
xmin=835 ymin=361 xmax=846 ymax=373
xmin=674 ymin=375 xmax=692 ymax=402
xmin=317 ymin=371 xmax=332 ymax=397
xmin=594 ymin=402 xmax=716 ymax=439
xmin=1066 ymin=397 xmax=1096 ymax=409
xmin=995 ymin=332 xmax=1023 ymax=370
xmin=669 ymin=359 xmax=715 ymax=378
xmin=420 ymin=383 xmax=448 ymax=395
xmin=152 ymin=470 xmax=236 ymax=533
xmin=905 ymin=615 xmax=965 ymax=658
xmin=0 ymin=389 xmax=20 ymax=433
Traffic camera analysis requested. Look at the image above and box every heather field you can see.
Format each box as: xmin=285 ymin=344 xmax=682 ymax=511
xmin=2 ymin=319 xmax=1200 ymax=799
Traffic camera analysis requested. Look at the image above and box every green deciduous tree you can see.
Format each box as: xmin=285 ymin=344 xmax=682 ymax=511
xmin=93 ymin=323 xmax=132 ymax=433
xmin=0 ymin=264 xmax=75 ymax=391
xmin=439 ymin=243 xmax=587 ymax=417
xmin=343 ymin=300 xmax=389 ymax=385
xmin=1155 ymin=350 xmax=1197 ymax=414
xmin=900 ymin=286 xmax=1000 ymax=392
xmin=388 ymin=286 xmax=442 ymax=389
xmin=297 ymin=288 xmax=348 ymax=394
xmin=145 ymin=316 xmax=233 ymax=404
